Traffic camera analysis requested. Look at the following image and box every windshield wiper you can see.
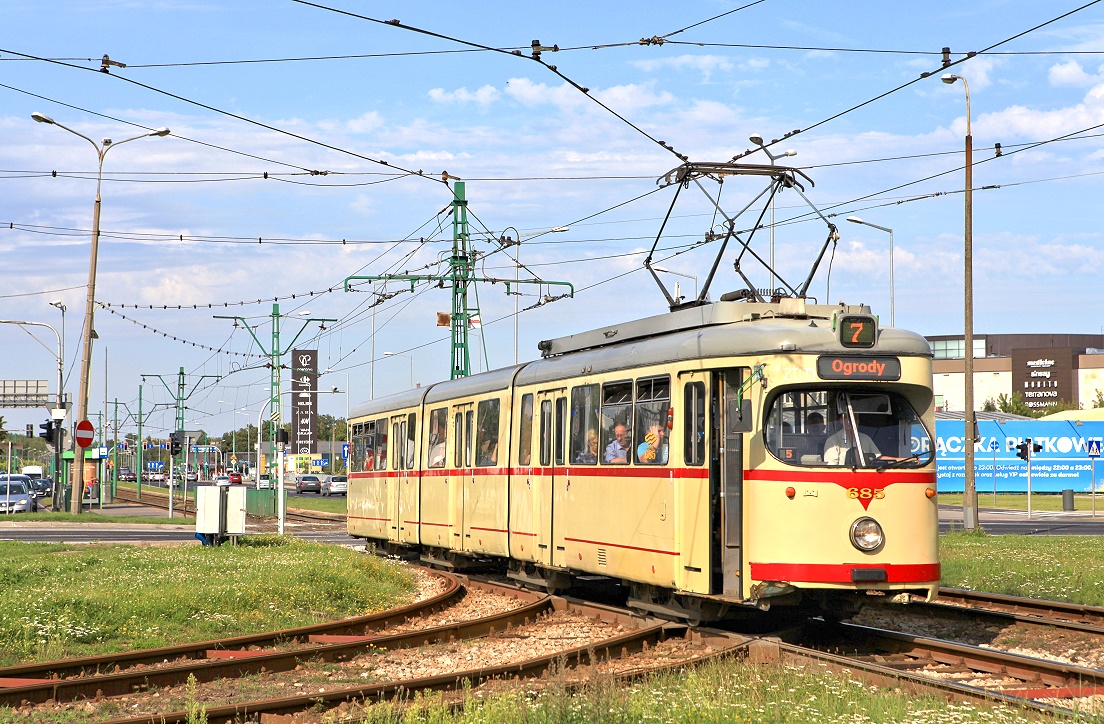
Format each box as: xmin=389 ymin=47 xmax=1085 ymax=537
xmin=873 ymin=454 xmax=921 ymax=470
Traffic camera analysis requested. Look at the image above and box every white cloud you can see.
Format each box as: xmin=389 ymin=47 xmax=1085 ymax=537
xmin=1048 ymin=60 xmax=1104 ymax=87
xmin=632 ymin=54 xmax=739 ymax=82
xmin=346 ymin=112 xmax=383 ymax=134
xmin=427 ymin=85 xmax=501 ymax=105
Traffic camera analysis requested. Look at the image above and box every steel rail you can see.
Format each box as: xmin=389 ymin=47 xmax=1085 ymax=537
xmin=800 ymin=619 xmax=1104 ymax=704
xmin=96 ymin=601 xmax=687 ymax=724
xmin=936 ymin=587 xmax=1104 ymax=629
xmin=0 ymin=578 xmax=548 ymax=707
xmin=111 ymin=488 xmax=343 ymax=523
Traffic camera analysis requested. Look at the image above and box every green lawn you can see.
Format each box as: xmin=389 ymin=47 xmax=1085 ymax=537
xmin=940 ymin=491 xmax=1104 ymax=513
xmin=2 ymin=511 xmax=185 ymax=525
xmin=0 ymin=536 xmax=415 ymax=666
xmin=940 ymin=532 xmax=1104 ymax=606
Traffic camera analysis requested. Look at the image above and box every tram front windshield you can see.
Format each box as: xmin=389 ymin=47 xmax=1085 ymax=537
xmin=765 ymin=389 xmax=932 ymax=469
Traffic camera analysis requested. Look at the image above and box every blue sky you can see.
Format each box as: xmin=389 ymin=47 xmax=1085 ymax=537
xmin=3 ymin=0 xmax=1104 ymax=438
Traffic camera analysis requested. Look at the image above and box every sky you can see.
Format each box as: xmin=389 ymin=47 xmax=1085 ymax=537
xmin=3 ymin=0 xmax=1104 ymax=441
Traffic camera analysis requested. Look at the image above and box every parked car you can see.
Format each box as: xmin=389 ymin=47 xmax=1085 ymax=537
xmin=213 ymin=475 xmax=231 ymax=487
xmin=294 ymin=474 xmax=323 ymax=494
xmin=228 ymin=471 xmax=242 ymax=484
xmin=0 ymin=480 xmax=35 ymax=514
xmin=150 ymin=471 xmax=166 ymax=483
xmin=119 ymin=470 xmax=137 ymax=482
xmin=256 ymin=473 xmax=272 ymax=490
xmin=320 ymin=475 xmax=347 ymax=497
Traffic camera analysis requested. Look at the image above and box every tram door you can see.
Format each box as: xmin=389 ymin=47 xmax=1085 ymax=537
xmin=386 ymin=415 xmax=406 ymax=544
xmin=533 ymin=390 xmax=564 ymax=567
xmin=715 ymin=369 xmax=751 ymax=598
xmin=397 ymin=411 xmax=420 ymax=546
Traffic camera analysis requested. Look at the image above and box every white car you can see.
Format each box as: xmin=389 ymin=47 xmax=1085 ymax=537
xmin=214 ymin=475 xmax=231 ymax=487
xmin=321 ymin=475 xmax=347 ymax=496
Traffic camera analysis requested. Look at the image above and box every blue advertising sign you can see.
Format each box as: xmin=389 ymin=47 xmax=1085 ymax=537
xmin=934 ymin=420 xmax=1104 ymax=493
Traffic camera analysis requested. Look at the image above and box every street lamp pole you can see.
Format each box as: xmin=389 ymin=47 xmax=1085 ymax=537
xmin=323 ymin=368 xmax=350 ymax=472
xmin=750 ymin=134 xmax=797 ymax=292
xmin=32 ymin=112 xmax=170 ymax=514
xmin=651 ymin=267 xmax=699 ymax=304
xmin=384 ymin=352 xmax=413 ymax=389
xmin=845 ymin=217 xmax=895 ymax=327
xmin=942 ymin=73 xmax=978 ymax=531
xmin=0 ymin=318 xmax=64 ymax=509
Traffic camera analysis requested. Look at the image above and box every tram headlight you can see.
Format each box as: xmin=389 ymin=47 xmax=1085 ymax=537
xmin=850 ymin=517 xmax=884 ymax=552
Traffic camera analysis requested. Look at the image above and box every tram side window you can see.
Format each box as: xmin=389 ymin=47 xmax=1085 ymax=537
xmin=427 ymin=407 xmax=447 ymax=468
xmin=570 ymin=384 xmax=600 ymax=465
xmin=453 ymin=411 xmax=464 ymax=468
xmin=684 ymin=382 xmax=706 ymax=466
xmin=518 ymin=394 xmax=534 ymax=466
xmin=555 ymin=397 xmax=567 ymax=466
xmin=634 ymin=376 xmax=670 ymax=465
xmin=464 ymin=410 xmax=474 ymax=468
xmin=475 ymin=399 xmax=500 ymax=467
xmin=393 ymin=421 xmax=404 ymax=470
xmin=539 ymin=399 xmax=552 ymax=466
xmin=351 ymin=422 xmax=367 ymax=472
xmin=406 ymin=413 xmax=417 ymax=470
xmin=600 ymin=381 xmax=633 ymax=464
xmin=375 ymin=418 xmax=388 ymax=470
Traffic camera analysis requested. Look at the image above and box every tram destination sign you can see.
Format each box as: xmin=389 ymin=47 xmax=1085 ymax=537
xmin=816 ymin=356 xmax=901 ymax=381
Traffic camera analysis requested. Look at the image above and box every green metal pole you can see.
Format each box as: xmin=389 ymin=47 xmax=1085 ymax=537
xmin=450 ymin=181 xmax=472 ymax=379
xmin=136 ymin=384 xmax=143 ymax=500
xmin=270 ymin=303 xmax=281 ymax=476
xmin=112 ymin=398 xmax=118 ymax=500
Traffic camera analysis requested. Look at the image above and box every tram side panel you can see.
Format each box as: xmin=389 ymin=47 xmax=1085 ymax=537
xmin=421 ymin=405 xmax=454 ymax=550
xmin=462 ymin=394 xmax=510 ymax=556
xmin=348 ymin=417 xmax=390 ymax=542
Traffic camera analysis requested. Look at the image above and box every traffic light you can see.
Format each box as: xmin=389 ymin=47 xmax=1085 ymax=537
xmin=39 ymin=419 xmax=54 ymax=443
xmin=169 ymin=430 xmax=182 ymax=457
xmin=1016 ymin=441 xmax=1030 ymax=461
xmin=1032 ymin=441 xmax=1042 ymax=455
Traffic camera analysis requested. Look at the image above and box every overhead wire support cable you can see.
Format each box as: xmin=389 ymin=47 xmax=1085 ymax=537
xmin=0 ymin=48 xmax=446 ymax=184
xmin=731 ymin=0 xmax=1104 ymax=160
xmin=291 ymin=0 xmax=690 ymax=162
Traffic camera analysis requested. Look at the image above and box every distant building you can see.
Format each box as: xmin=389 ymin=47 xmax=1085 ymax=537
xmin=927 ymin=333 xmax=1104 ymax=413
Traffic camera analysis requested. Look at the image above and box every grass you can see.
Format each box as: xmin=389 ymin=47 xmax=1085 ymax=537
xmin=2 ymin=511 xmax=189 ymax=525
xmin=0 ymin=536 xmax=416 ymax=666
xmin=940 ymin=492 xmax=1104 ymax=513
xmin=940 ymin=532 xmax=1104 ymax=606
xmin=353 ymin=658 xmax=1060 ymax=724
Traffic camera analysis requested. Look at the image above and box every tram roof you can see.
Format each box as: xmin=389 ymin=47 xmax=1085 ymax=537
xmin=350 ymin=300 xmax=932 ymax=419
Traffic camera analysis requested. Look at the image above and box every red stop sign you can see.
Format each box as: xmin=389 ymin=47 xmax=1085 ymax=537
xmin=75 ymin=419 xmax=95 ymax=448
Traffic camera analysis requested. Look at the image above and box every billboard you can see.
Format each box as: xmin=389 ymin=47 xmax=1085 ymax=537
xmin=291 ymin=349 xmax=317 ymax=455
xmin=933 ymin=419 xmax=1103 ymax=493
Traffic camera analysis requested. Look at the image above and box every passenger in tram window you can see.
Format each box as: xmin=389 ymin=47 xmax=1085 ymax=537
xmin=364 ymin=447 xmax=375 ymax=471
xmin=636 ymin=423 xmax=669 ymax=465
xmin=575 ymin=430 xmax=599 ymax=464
xmin=604 ymin=423 xmax=631 ymax=463
xmin=805 ymin=412 xmax=826 ymax=436
xmin=478 ymin=435 xmax=498 ymax=467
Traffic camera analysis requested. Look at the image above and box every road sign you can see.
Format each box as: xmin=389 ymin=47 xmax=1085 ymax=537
xmin=74 ymin=419 xmax=95 ymax=448
xmin=1089 ymin=439 xmax=1101 ymax=459
xmin=989 ymin=440 xmax=1000 ymax=451
xmin=342 ymin=443 xmax=349 ymax=459
xmin=146 ymin=461 xmax=165 ymax=470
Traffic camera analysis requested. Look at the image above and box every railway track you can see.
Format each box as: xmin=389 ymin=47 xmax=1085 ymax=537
xmin=0 ymin=570 xmax=752 ymax=723
xmin=935 ymin=587 xmax=1104 ymax=631
xmin=777 ymin=618 xmax=1104 ymax=714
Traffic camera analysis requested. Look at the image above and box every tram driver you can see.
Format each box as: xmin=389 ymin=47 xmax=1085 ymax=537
xmin=822 ymin=396 xmax=905 ymax=466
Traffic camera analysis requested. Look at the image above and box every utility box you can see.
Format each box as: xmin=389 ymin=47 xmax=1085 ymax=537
xmin=196 ymin=486 xmax=246 ymax=544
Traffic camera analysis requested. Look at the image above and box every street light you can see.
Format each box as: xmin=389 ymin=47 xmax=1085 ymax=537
xmin=384 ymin=352 xmax=413 ymax=389
xmin=323 ymin=368 xmax=350 ymax=473
xmin=32 ymin=112 xmax=170 ymax=514
xmin=749 ymin=134 xmax=797 ymax=291
xmin=845 ymin=217 xmax=895 ymax=327
xmin=652 ymin=266 xmax=699 ymax=304
xmin=941 ymin=73 xmax=979 ymax=532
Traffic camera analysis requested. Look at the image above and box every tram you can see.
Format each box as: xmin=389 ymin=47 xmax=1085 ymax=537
xmin=346 ymin=297 xmax=939 ymax=622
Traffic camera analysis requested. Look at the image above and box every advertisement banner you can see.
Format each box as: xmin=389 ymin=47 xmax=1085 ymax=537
xmin=291 ymin=349 xmax=318 ymax=455
xmin=933 ymin=420 xmax=1104 ymax=493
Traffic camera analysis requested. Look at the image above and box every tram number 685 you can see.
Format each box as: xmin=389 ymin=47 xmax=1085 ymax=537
xmin=847 ymin=487 xmax=885 ymax=501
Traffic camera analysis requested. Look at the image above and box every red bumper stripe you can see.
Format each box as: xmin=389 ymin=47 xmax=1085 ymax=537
xmin=750 ymin=562 xmax=940 ymax=584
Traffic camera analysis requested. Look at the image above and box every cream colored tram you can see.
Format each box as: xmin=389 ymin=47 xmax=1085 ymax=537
xmin=348 ymin=298 xmax=939 ymax=621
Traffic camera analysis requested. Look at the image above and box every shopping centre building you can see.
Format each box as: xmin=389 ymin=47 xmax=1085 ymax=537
xmin=927 ymin=333 xmax=1104 ymax=413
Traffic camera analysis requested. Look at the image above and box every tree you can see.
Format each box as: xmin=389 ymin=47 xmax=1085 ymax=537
xmin=981 ymin=398 xmax=997 ymax=412
xmin=1093 ymin=389 xmax=1104 ymax=409
xmin=1039 ymin=399 xmax=1081 ymax=417
xmin=993 ymin=392 xmax=1038 ymax=418
xmin=0 ymin=415 xmax=7 ymax=443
